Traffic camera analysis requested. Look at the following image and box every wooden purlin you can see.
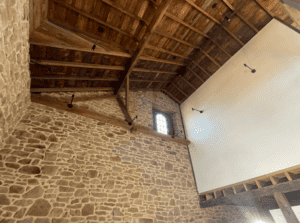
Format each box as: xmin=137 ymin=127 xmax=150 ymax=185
xmin=172 ymin=83 xmax=189 ymax=98
xmin=187 ymin=67 xmax=205 ymax=83
xmin=181 ymin=76 xmax=196 ymax=90
xmin=192 ymin=61 xmax=211 ymax=78
xmin=220 ymin=0 xmax=259 ymax=33
xmin=184 ymin=0 xmax=245 ymax=46
xmin=145 ymin=44 xmax=190 ymax=59
xmin=116 ymin=0 xmax=173 ymax=95
xmin=31 ymin=87 xmax=114 ymax=92
xmin=253 ymin=0 xmax=274 ymax=17
xmin=162 ymin=89 xmax=182 ymax=105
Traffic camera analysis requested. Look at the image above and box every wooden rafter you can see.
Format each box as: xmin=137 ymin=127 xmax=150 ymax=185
xmin=102 ymin=0 xmax=149 ymax=26
xmin=184 ymin=0 xmax=245 ymax=46
xmin=172 ymin=83 xmax=189 ymax=98
xmin=220 ymin=0 xmax=259 ymax=33
xmin=192 ymin=61 xmax=211 ymax=78
xmin=31 ymin=59 xmax=177 ymax=75
xmin=31 ymin=59 xmax=125 ymax=70
xmin=30 ymin=75 xmax=170 ymax=83
xmin=51 ymin=0 xmax=136 ymax=41
xmin=132 ymin=68 xmax=177 ymax=75
xmin=154 ymin=30 xmax=232 ymax=58
xmin=116 ymin=95 xmax=132 ymax=124
xmin=165 ymin=12 xmax=209 ymax=38
xmin=180 ymin=76 xmax=196 ymax=91
xmin=187 ymin=67 xmax=205 ymax=83
xmin=139 ymin=56 xmax=184 ymax=66
xmin=31 ymin=87 xmax=114 ymax=92
xmin=31 ymin=76 xmax=119 ymax=81
xmin=253 ymin=0 xmax=274 ymax=17
xmin=200 ymin=50 xmax=221 ymax=68
xmin=30 ymin=41 xmax=185 ymax=66
xmin=162 ymin=89 xmax=181 ymax=104
xmin=116 ymin=0 xmax=173 ymax=96
xmin=30 ymin=41 xmax=132 ymax=58
xmin=145 ymin=44 xmax=190 ymax=59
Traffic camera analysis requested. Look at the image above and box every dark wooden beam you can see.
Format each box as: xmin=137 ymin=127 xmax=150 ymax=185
xmin=116 ymin=0 xmax=173 ymax=95
xmin=192 ymin=61 xmax=212 ymax=78
xmin=187 ymin=67 xmax=205 ymax=83
xmin=162 ymin=89 xmax=182 ymax=104
xmin=31 ymin=87 xmax=113 ymax=92
xmin=132 ymin=68 xmax=177 ymax=74
xmin=31 ymin=75 xmax=170 ymax=83
xmin=139 ymin=56 xmax=184 ymax=66
xmin=30 ymin=41 xmax=132 ymax=58
xmin=253 ymin=0 xmax=274 ymax=17
xmin=116 ymin=95 xmax=133 ymax=124
xmin=181 ymin=76 xmax=196 ymax=90
xmin=31 ymin=75 xmax=119 ymax=81
xmin=145 ymin=44 xmax=190 ymax=59
xmin=31 ymin=59 xmax=125 ymax=70
xmin=172 ymin=83 xmax=189 ymax=98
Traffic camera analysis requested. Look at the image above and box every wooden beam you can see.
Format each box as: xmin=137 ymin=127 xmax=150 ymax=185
xmin=154 ymin=30 xmax=200 ymax=49
xmin=145 ymin=44 xmax=190 ymax=59
xmin=132 ymin=67 xmax=177 ymax=74
xmin=116 ymin=95 xmax=132 ymax=124
xmin=139 ymin=56 xmax=184 ymax=66
xmin=116 ymin=0 xmax=173 ymax=95
xmin=31 ymin=75 xmax=169 ymax=83
xmin=102 ymin=0 xmax=149 ymax=26
xmin=243 ymin=183 xmax=249 ymax=192
xmin=31 ymin=87 xmax=113 ymax=92
xmin=274 ymin=192 xmax=300 ymax=223
xmin=255 ymin=180 xmax=262 ymax=189
xmin=162 ymin=89 xmax=181 ymax=104
xmin=184 ymin=0 xmax=244 ymax=46
xmin=73 ymin=94 xmax=116 ymax=102
xmin=126 ymin=76 xmax=129 ymax=110
xmin=232 ymin=187 xmax=237 ymax=194
xmin=31 ymin=59 xmax=125 ymax=70
xmin=270 ymin=176 xmax=278 ymax=185
xmin=31 ymin=75 xmax=119 ymax=81
xmin=192 ymin=61 xmax=211 ymax=78
xmin=172 ymin=83 xmax=189 ymax=98
xmin=187 ymin=67 xmax=205 ymax=83
xmin=220 ymin=0 xmax=258 ymax=33
xmin=30 ymin=41 xmax=132 ymax=58
xmin=253 ymin=0 xmax=274 ymax=17
xmin=284 ymin=172 xmax=293 ymax=181
xmin=51 ymin=0 xmax=135 ymax=40
xmin=130 ymin=79 xmax=169 ymax=83
xmin=131 ymin=88 xmax=161 ymax=92
xmin=201 ymin=50 xmax=221 ymax=68
xmin=222 ymin=190 xmax=227 ymax=197
xmin=165 ymin=12 xmax=209 ymax=38
xmin=180 ymin=76 xmax=196 ymax=90
xmin=154 ymin=30 xmax=231 ymax=62
xmin=31 ymin=94 xmax=191 ymax=145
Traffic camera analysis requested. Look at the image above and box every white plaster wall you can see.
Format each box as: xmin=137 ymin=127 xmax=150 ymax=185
xmin=181 ymin=19 xmax=300 ymax=193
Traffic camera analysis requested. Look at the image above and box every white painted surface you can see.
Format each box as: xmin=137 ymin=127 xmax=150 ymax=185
xmin=270 ymin=206 xmax=300 ymax=222
xmin=181 ymin=19 xmax=300 ymax=193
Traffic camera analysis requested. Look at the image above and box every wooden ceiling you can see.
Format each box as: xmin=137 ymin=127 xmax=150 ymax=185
xmin=29 ymin=0 xmax=293 ymax=104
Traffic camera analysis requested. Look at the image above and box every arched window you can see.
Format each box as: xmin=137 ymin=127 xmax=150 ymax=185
xmin=156 ymin=113 xmax=168 ymax=134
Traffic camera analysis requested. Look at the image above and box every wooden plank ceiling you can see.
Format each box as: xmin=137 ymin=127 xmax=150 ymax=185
xmin=29 ymin=0 xmax=293 ymax=104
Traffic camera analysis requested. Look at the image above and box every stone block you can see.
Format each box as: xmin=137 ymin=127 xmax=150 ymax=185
xmin=74 ymin=189 xmax=88 ymax=197
xmin=82 ymin=203 xmax=94 ymax=216
xmin=59 ymin=186 xmax=75 ymax=193
xmin=41 ymin=166 xmax=59 ymax=176
xmin=26 ymin=199 xmax=51 ymax=216
xmin=9 ymin=185 xmax=24 ymax=194
xmin=23 ymin=186 xmax=44 ymax=199
xmin=49 ymin=208 xmax=63 ymax=218
xmin=13 ymin=199 xmax=33 ymax=207
xmin=14 ymin=208 xmax=27 ymax=218
xmin=34 ymin=218 xmax=50 ymax=223
xmin=5 ymin=162 xmax=20 ymax=169
xmin=87 ymin=170 xmax=98 ymax=178
xmin=18 ymin=166 xmax=40 ymax=175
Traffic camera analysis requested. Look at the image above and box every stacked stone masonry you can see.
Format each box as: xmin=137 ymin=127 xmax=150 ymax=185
xmin=0 ymin=0 xmax=31 ymax=141
xmin=0 ymin=90 xmax=275 ymax=222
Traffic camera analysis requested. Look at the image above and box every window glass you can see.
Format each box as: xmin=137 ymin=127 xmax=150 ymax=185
xmin=156 ymin=113 xmax=168 ymax=134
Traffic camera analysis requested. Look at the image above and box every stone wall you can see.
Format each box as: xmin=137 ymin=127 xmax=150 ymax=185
xmin=0 ymin=0 xmax=31 ymax=142
xmin=0 ymin=91 xmax=273 ymax=222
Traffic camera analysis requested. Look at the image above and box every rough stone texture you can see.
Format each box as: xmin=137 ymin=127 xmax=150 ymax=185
xmin=0 ymin=92 xmax=273 ymax=223
xmin=0 ymin=0 xmax=31 ymax=143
